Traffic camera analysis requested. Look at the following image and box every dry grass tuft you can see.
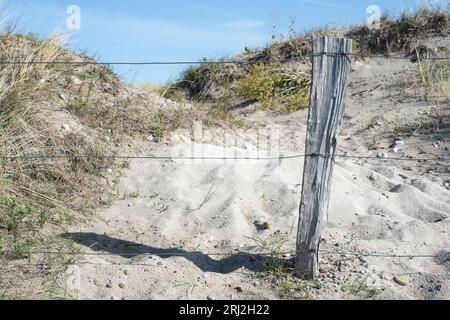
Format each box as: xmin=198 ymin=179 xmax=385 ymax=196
xmin=0 ymin=33 xmax=124 ymax=298
xmin=0 ymin=31 xmax=252 ymax=298
xmin=346 ymin=6 xmax=449 ymax=56
xmin=167 ymin=8 xmax=448 ymax=114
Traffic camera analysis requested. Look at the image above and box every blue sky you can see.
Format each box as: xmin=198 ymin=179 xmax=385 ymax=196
xmin=4 ymin=0 xmax=448 ymax=83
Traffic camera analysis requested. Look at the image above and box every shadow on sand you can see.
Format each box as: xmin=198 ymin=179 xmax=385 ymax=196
xmin=62 ymin=232 xmax=290 ymax=274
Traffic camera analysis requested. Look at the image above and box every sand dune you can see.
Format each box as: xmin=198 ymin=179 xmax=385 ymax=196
xmin=65 ymin=137 xmax=449 ymax=300
xmin=63 ymin=51 xmax=449 ymax=301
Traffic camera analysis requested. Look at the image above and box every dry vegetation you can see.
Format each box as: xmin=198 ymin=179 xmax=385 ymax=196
xmin=0 ymin=5 xmax=448 ymax=299
xmin=347 ymin=6 xmax=449 ymax=55
xmin=164 ymin=6 xmax=448 ymax=113
xmin=0 ymin=32 xmax=248 ymax=299
xmin=0 ymin=33 xmax=121 ymax=298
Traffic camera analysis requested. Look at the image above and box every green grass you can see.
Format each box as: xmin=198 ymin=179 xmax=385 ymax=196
xmin=0 ymin=196 xmax=36 ymax=233
xmin=122 ymin=190 xmax=140 ymax=200
xmin=343 ymin=276 xmax=382 ymax=299
xmin=247 ymin=231 xmax=313 ymax=300
xmin=368 ymin=135 xmax=381 ymax=151
xmin=65 ymin=81 xmax=94 ymax=114
xmin=0 ymin=195 xmax=49 ymax=259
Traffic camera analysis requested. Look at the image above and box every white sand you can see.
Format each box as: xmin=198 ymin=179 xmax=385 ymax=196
xmin=64 ymin=56 xmax=450 ymax=300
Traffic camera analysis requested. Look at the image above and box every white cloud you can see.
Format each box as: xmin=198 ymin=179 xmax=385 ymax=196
xmin=80 ymin=11 xmax=268 ymax=49
xmin=221 ymin=19 xmax=266 ymax=29
xmin=13 ymin=1 xmax=271 ymax=82
xmin=298 ymin=0 xmax=358 ymax=11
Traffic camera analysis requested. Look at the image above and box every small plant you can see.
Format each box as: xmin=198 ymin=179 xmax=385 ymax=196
xmin=153 ymin=202 xmax=169 ymax=214
xmin=150 ymin=108 xmax=183 ymax=139
xmin=356 ymin=118 xmax=379 ymax=135
xmin=247 ymin=231 xmax=287 ymax=272
xmin=186 ymin=184 xmax=217 ymax=214
xmin=10 ymin=238 xmax=37 ymax=259
xmin=65 ymin=81 xmax=94 ymax=114
xmin=239 ymin=64 xmax=276 ymax=103
xmin=202 ymin=104 xmax=252 ymax=129
xmin=247 ymin=231 xmax=312 ymax=299
xmin=0 ymin=196 xmax=37 ymax=235
xmin=368 ymin=135 xmax=380 ymax=151
xmin=121 ymin=160 xmax=131 ymax=169
xmin=430 ymin=106 xmax=445 ymax=131
xmin=238 ymin=63 xmax=310 ymax=112
xmin=174 ymin=61 xmax=221 ymax=99
xmin=343 ymin=276 xmax=382 ymax=299
xmin=352 ymin=38 xmax=360 ymax=54
xmin=157 ymin=84 xmax=186 ymax=101
xmin=365 ymin=121 xmax=376 ymax=131
xmin=416 ymin=56 xmax=449 ymax=103
xmin=279 ymin=90 xmax=310 ymax=113
xmin=122 ymin=190 xmax=140 ymax=200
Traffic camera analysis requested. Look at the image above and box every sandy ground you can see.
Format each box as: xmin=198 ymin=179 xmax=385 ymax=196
xmin=63 ymin=57 xmax=449 ymax=300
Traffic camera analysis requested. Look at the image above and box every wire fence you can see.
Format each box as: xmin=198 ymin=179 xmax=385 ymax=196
xmin=2 ymin=245 xmax=447 ymax=280
xmin=1 ymin=49 xmax=449 ymax=271
xmin=1 ymin=153 xmax=449 ymax=162
xmin=0 ymin=51 xmax=447 ymax=166
xmin=0 ymin=52 xmax=448 ymax=66
xmin=11 ymin=247 xmax=448 ymax=261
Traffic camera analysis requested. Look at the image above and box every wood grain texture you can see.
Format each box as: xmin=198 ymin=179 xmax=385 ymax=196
xmin=295 ymin=36 xmax=352 ymax=279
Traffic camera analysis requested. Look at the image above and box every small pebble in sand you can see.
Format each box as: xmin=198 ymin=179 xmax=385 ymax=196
xmin=119 ymin=283 xmax=126 ymax=289
xmin=399 ymin=173 xmax=408 ymax=180
xmin=106 ymin=280 xmax=113 ymax=289
xmin=234 ymin=286 xmax=243 ymax=293
xmin=393 ymin=275 xmax=409 ymax=286
xmin=319 ymin=266 xmax=331 ymax=273
xmin=263 ymin=222 xmax=272 ymax=231
xmin=377 ymin=153 xmax=388 ymax=160
xmin=207 ymin=294 xmax=217 ymax=300
xmin=254 ymin=221 xmax=272 ymax=231
xmin=124 ymin=269 xmax=129 ymax=276
xmin=389 ymin=138 xmax=405 ymax=153
xmin=93 ymin=279 xmax=102 ymax=287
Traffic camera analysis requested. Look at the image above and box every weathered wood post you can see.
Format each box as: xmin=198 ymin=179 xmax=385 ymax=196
xmin=295 ymin=36 xmax=352 ymax=279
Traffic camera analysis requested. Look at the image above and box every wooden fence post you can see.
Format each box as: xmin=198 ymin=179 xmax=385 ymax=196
xmin=295 ymin=36 xmax=353 ymax=280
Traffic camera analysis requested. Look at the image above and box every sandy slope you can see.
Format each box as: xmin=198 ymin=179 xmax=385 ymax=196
xmin=63 ymin=57 xmax=449 ymax=300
